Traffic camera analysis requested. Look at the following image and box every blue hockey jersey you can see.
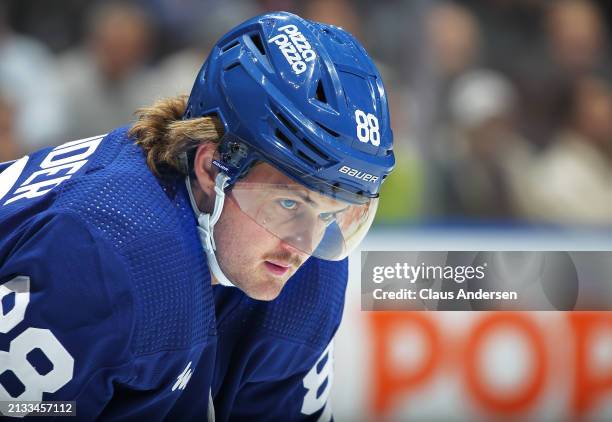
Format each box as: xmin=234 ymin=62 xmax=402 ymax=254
xmin=0 ymin=127 xmax=348 ymax=421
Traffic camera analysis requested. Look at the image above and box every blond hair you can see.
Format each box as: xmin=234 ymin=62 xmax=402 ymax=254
xmin=129 ymin=95 xmax=224 ymax=177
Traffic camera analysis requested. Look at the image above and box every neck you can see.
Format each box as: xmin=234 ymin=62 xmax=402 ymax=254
xmin=190 ymin=177 xmax=215 ymax=214
xmin=190 ymin=177 xmax=204 ymax=211
xmin=188 ymin=177 xmax=219 ymax=287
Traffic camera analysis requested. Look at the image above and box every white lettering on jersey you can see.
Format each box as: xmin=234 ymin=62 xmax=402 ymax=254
xmin=0 ymin=157 xmax=29 ymax=203
xmin=268 ymin=24 xmax=316 ymax=75
xmin=0 ymin=276 xmax=74 ymax=417
xmin=339 ymin=165 xmax=379 ymax=183
xmin=301 ymin=341 xmax=333 ymax=421
xmin=172 ymin=361 xmax=193 ymax=391
xmin=3 ymin=135 xmax=105 ymax=206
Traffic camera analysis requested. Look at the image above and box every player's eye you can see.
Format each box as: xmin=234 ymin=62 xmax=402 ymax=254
xmin=279 ymin=199 xmax=298 ymax=210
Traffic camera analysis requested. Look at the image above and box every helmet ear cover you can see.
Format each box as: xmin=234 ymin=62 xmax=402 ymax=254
xmin=212 ymin=137 xmax=256 ymax=183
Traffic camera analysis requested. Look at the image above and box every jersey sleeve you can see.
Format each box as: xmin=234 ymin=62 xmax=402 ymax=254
xmin=0 ymin=212 xmax=135 ymax=419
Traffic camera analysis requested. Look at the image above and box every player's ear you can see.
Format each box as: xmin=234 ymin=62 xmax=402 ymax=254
xmin=193 ymin=141 xmax=218 ymax=199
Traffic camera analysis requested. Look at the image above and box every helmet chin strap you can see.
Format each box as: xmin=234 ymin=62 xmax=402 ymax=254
xmin=185 ymin=172 xmax=236 ymax=288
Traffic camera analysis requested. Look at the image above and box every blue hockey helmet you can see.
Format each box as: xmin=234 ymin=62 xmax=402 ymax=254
xmin=184 ymin=11 xmax=395 ymax=260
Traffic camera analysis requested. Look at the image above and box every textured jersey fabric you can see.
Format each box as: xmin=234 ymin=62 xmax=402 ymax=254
xmin=0 ymin=127 xmax=347 ymax=421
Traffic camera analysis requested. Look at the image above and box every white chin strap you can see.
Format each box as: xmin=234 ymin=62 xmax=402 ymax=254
xmin=185 ymin=173 xmax=236 ymax=288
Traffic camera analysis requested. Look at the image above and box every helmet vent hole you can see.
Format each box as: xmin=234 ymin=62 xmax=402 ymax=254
xmin=297 ymin=151 xmax=317 ymax=167
xmin=301 ymin=137 xmax=330 ymax=160
xmin=315 ymin=80 xmax=327 ymax=103
xmin=319 ymin=26 xmax=345 ymax=45
xmin=224 ymin=62 xmax=241 ymax=71
xmin=221 ymin=40 xmax=240 ymax=52
xmin=316 ymin=122 xmax=339 ymax=138
xmin=250 ymin=33 xmax=266 ymax=56
xmin=275 ymin=129 xmax=293 ymax=149
xmin=275 ymin=112 xmax=298 ymax=135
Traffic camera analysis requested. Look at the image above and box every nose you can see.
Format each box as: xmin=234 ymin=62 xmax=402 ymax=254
xmin=283 ymin=225 xmax=318 ymax=254
xmin=279 ymin=238 xmax=311 ymax=262
xmin=277 ymin=214 xmax=327 ymax=258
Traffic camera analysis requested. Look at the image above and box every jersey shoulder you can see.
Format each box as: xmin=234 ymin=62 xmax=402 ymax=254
xmin=51 ymin=128 xmax=216 ymax=356
xmin=0 ymin=126 xmax=193 ymax=246
xmin=1 ymin=127 xmax=216 ymax=356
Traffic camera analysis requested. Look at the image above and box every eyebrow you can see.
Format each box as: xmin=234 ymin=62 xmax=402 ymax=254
xmin=276 ymin=184 xmax=349 ymax=214
xmin=274 ymin=184 xmax=315 ymax=204
xmin=294 ymin=189 xmax=317 ymax=207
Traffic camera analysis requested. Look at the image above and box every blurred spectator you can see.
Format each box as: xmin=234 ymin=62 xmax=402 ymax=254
xmin=439 ymin=69 xmax=533 ymax=218
xmin=58 ymin=2 xmax=155 ymax=138
xmin=521 ymin=74 xmax=612 ymax=224
xmin=514 ymin=0 xmax=610 ymax=148
xmin=301 ymin=0 xmax=361 ymax=39
xmin=546 ymin=0 xmax=608 ymax=76
xmin=145 ymin=1 xmax=258 ymax=99
xmin=404 ymin=2 xmax=483 ymax=218
xmin=142 ymin=0 xmax=262 ymax=56
xmin=2 ymin=0 xmax=612 ymax=226
xmin=141 ymin=0 xmax=220 ymax=50
xmin=0 ymin=93 xmax=21 ymax=162
xmin=0 ymin=5 xmax=68 ymax=151
xmin=426 ymin=2 xmax=480 ymax=80
xmin=5 ymin=0 xmax=94 ymax=53
xmin=463 ymin=0 xmax=544 ymax=72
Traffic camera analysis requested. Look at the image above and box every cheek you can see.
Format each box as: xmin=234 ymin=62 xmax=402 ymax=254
xmin=214 ymin=198 xmax=279 ymax=261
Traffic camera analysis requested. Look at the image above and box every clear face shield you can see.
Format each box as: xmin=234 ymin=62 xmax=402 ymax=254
xmin=226 ymin=163 xmax=378 ymax=261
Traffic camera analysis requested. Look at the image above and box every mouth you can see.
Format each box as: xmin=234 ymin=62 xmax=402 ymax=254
xmin=264 ymin=261 xmax=291 ymax=276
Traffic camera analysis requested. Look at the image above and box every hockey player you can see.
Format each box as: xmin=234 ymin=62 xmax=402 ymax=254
xmin=0 ymin=11 xmax=394 ymax=421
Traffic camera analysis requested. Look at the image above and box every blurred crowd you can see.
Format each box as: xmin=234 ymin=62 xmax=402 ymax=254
xmin=1 ymin=0 xmax=611 ymax=226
